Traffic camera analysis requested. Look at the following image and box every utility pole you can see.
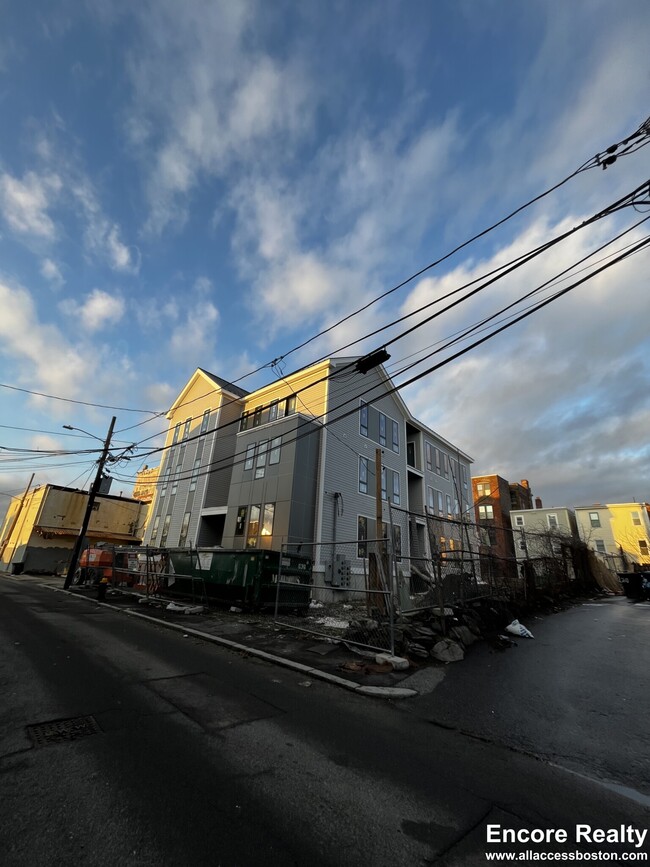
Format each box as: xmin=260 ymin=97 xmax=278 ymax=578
xmin=64 ymin=416 xmax=116 ymax=589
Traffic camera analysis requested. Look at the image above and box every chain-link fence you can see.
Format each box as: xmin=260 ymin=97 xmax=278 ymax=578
xmin=275 ymin=538 xmax=397 ymax=653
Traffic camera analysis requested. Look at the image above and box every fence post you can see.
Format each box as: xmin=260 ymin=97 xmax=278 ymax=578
xmin=274 ymin=544 xmax=284 ymax=621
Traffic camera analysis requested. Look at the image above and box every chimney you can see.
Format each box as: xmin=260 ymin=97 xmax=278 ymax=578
xmin=535 ymin=496 xmax=543 ymax=509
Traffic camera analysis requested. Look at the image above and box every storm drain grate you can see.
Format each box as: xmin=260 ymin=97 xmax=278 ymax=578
xmin=26 ymin=715 xmax=102 ymax=747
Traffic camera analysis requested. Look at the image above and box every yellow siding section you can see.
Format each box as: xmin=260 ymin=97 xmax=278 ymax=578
xmin=607 ymin=504 xmax=650 ymax=564
xmin=0 ymin=487 xmax=47 ymax=566
xmin=165 ymin=371 xmax=227 ymax=447
xmin=243 ymin=361 xmax=331 ymax=419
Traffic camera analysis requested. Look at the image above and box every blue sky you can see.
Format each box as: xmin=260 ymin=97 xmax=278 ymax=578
xmin=0 ymin=0 xmax=649 ymax=514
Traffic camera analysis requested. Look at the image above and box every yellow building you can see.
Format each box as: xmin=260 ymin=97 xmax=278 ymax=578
xmin=0 ymin=484 xmax=147 ymax=574
xmin=575 ymin=503 xmax=650 ymax=569
xmin=132 ymin=464 xmax=160 ymax=535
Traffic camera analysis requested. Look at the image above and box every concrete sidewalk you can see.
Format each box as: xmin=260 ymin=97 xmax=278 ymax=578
xmin=12 ymin=573 xmax=424 ymax=697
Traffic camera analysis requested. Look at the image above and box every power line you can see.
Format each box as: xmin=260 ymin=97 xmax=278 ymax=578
xmin=111 ymin=229 xmax=650 ymax=492
xmin=0 ymin=381 xmax=158 ymax=414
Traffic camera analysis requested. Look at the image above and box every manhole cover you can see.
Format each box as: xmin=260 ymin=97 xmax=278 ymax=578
xmin=26 ymin=715 xmax=102 ymax=747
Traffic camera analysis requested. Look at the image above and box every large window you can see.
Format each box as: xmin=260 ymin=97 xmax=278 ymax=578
xmin=235 ymin=506 xmax=247 ymax=536
xmin=200 ymin=409 xmax=211 ymax=434
xmin=244 ymin=444 xmax=255 ymax=471
xmin=255 ymin=441 xmax=268 ymax=479
xmin=171 ymin=467 xmax=180 ymax=496
xmin=476 ymin=482 xmax=491 ymax=498
xmin=179 ymin=512 xmax=191 ymax=546
xmin=268 ymin=400 xmax=279 ymax=422
xmin=150 ymin=515 xmax=160 ymax=543
xmin=359 ymin=456 xmax=369 ymax=495
xmin=442 ymin=453 xmax=449 ymax=479
xmin=461 ymin=464 xmax=468 ymax=489
xmin=435 ymin=448 xmax=441 ymax=475
xmin=360 ymin=401 xmax=368 ymax=437
xmin=253 ymin=407 xmax=263 ymax=428
xmin=269 ymin=436 xmax=282 ymax=465
xmin=478 ymin=504 xmax=494 ymax=519
xmin=425 ymin=443 xmax=433 ymax=472
xmin=446 ymin=494 xmax=453 ymax=516
xmin=381 ymin=467 xmax=387 ymax=501
xmin=160 ymin=464 xmax=171 ymax=497
xmin=183 ymin=417 xmax=191 ymax=439
xmin=392 ymin=471 xmax=400 ymax=506
xmin=595 ymin=539 xmax=606 ymax=554
xmin=391 ymin=420 xmax=399 ymax=453
xmin=247 ymin=505 xmax=260 ymax=547
xmin=631 ymin=511 xmax=641 ymax=526
xmin=639 ymin=539 xmax=649 ymax=557
xmin=589 ymin=511 xmax=601 ymax=528
xmin=357 ymin=516 xmax=368 ymax=558
xmin=379 ymin=413 xmax=386 ymax=446
xmin=547 ymin=514 xmax=558 ymax=529
xmin=437 ymin=490 xmax=444 ymax=515
xmin=160 ymin=514 xmax=171 ymax=547
xmin=514 ymin=515 xmax=525 ymax=527
xmin=261 ymin=503 xmax=275 ymax=538
xmin=427 ymin=486 xmax=435 ymax=510
xmin=172 ymin=423 xmax=181 ymax=444
xmin=189 ymin=458 xmax=200 ymax=492
xmin=240 ymin=412 xmax=250 ymax=432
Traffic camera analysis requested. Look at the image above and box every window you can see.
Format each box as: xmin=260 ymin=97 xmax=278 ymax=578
xmin=427 ymin=486 xmax=435 ymax=510
xmin=261 ymin=503 xmax=275 ymax=538
xmin=360 ymin=401 xmax=368 ymax=437
xmin=437 ymin=490 xmax=444 ymax=515
xmin=589 ymin=511 xmax=601 ymax=528
xmin=434 ymin=448 xmax=441 ymax=475
xmin=179 ymin=511 xmax=191 ymax=546
xmin=454 ymin=498 xmax=460 ymax=516
xmin=269 ymin=400 xmax=279 ymax=422
xmin=160 ymin=514 xmax=171 ymax=547
xmin=244 ymin=444 xmax=256 ymax=471
xmin=487 ymin=527 xmax=497 ymax=546
xmin=171 ymin=467 xmax=180 ymax=496
xmin=381 ymin=467 xmax=387 ymax=501
xmin=183 ymin=417 xmax=191 ymax=439
xmin=442 ymin=453 xmax=449 ymax=479
xmin=150 ymin=515 xmax=160 ymax=543
xmin=269 ymin=436 xmax=281 ymax=465
xmin=518 ymin=537 xmax=527 ymax=551
xmin=547 ymin=514 xmax=558 ymax=530
xmin=235 ymin=506 xmax=247 ymax=536
xmin=240 ymin=412 xmax=250 ymax=432
xmin=172 ymin=423 xmax=181 ymax=444
xmin=285 ymin=395 xmax=296 ymax=416
xmin=446 ymin=494 xmax=452 ymax=516
xmin=479 ymin=504 xmax=494 ymax=519
xmin=359 ymin=456 xmax=369 ymax=495
xmin=551 ymin=540 xmax=562 ymax=556
xmin=160 ymin=464 xmax=171 ymax=497
xmin=252 ymin=407 xmax=263 ymax=428
xmin=425 ymin=443 xmax=433 ymax=472
xmin=476 ymin=482 xmax=491 ymax=498
xmin=247 ymin=505 xmax=260 ymax=547
xmin=189 ymin=459 xmax=200 ymax=492
xmin=514 ymin=515 xmax=525 ymax=527
xmin=461 ymin=465 xmax=468 ymax=490
xmin=255 ymin=441 xmax=268 ymax=479
xmin=379 ymin=412 xmax=386 ymax=446
xmin=391 ymin=420 xmax=399 ymax=453
xmin=392 ymin=471 xmax=400 ymax=506
xmin=595 ymin=539 xmax=606 ymax=554
xmin=639 ymin=539 xmax=649 ymax=557
xmin=631 ymin=511 xmax=641 ymax=526
xmin=200 ymin=409 xmax=211 ymax=434
xmin=357 ymin=516 xmax=368 ymax=558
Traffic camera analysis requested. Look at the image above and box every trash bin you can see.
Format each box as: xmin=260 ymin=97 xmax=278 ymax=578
xmin=617 ymin=572 xmax=646 ymax=599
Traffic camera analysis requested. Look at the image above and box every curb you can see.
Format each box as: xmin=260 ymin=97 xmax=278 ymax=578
xmin=38 ymin=584 xmax=418 ymax=699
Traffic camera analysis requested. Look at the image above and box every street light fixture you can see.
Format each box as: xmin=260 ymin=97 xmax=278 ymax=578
xmin=63 ymin=416 xmax=116 ymax=589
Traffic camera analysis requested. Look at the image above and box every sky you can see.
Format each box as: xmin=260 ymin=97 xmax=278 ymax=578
xmin=0 ymin=0 xmax=649 ymax=518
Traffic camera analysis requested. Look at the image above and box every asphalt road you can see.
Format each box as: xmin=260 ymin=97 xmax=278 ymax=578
xmin=403 ymin=596 xmax=650 ymax=795
xmin=1 ymin=578 xmax=648 ymax=866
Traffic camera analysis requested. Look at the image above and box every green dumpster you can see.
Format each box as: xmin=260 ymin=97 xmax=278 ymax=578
xmin=166 ymin=548 xmax=312 ymax=611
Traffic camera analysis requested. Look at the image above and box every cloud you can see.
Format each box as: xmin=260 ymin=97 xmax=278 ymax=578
xmin=398 ymin=212 xmax=650 ymax=507
xmin=0 ymin=171 xmax=62 ymax=238
xmin=170 ymin=300 xmax=220 ymax=360
xmin=60 ymin=289 xmax=126 ymax=333
xmin=40 ymin=257 xmax=64 ymax=287
xmin=70 ymin=179 xmax=140 ymax=274
xmin=120 ymin=0 xmax=311 ymax=233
